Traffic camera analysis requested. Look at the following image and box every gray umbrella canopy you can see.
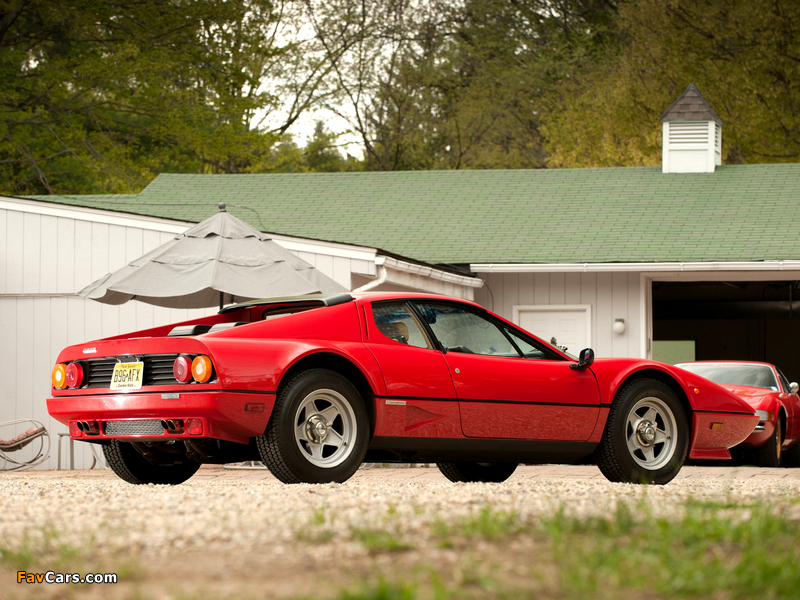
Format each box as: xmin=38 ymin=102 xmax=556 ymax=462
xmin=79 ymin=208 xmax=347 ymax=309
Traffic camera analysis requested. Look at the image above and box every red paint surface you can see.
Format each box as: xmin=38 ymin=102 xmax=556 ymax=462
xmin=47 ymin=292 xmax=762 ymax=465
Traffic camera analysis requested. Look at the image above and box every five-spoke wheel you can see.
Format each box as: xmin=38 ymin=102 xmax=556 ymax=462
xmin=624 ymin=397 xmax=678 ymax=471
xmin=598 ymin=378 xmax=688 ymax=485
xmin=294 ymin=389 xmax=358 ymax=468
xmin=257 ymin=369 xmax=368 ymax=484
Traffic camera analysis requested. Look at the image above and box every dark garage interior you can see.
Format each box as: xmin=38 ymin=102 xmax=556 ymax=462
xmin=653 ymin=280 xmax=800 ymax=384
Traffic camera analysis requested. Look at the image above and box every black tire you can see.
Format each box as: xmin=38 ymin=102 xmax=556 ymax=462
xmin=103 ymin=440 xmax=200 ymax=485
xmin=257 ymin=369 xmax=369 ymax=484
xmin=437 ymin=461 xmax=517 ymax=483
xmin=781 ymin=440 xmax=800 ymax=468
xmin=597 ymin=378 xmax=689 ymax=485
xmin=755 ymin=415 xmax=782 ymax=468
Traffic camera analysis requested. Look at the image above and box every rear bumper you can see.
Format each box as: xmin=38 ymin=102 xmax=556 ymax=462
xmin=689 ymin=411 xmax=759 ymax=460
xmin=47 ymin=391 xmax=275 ymax=445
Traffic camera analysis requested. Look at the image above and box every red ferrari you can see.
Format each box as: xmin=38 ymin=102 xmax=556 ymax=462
xmin=48 ymin=293 xmax=757 ymax=485
xmin=676 ymin=361 xmax=800 ymax=467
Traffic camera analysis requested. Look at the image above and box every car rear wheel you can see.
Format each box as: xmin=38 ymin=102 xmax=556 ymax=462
xmin=437 ymin=461 xmax=517 ymax=483
xmin=103 ymin=440 xmax=200 ymax=485
xmin=257 ymin=369 xmax=368 ymax=484
xmin=755 ymin=415 xmax=782 ymax=468
xmin=597 ymin=378 xmax=688 ymax=485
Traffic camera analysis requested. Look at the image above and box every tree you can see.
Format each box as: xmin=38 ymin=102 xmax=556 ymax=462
xmin=305 ymin=0 xmax=619 ymax=170
xmin=543 ymin=0 xmax=800 ymax=167
xmin=0 ymin=0 xmax=334 ymax=194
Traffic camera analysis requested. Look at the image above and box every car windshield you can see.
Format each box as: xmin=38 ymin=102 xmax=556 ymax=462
xmin=677 ymin=363 xmax=779 ymax=391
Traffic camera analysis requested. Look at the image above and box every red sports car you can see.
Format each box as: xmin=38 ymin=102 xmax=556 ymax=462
xmin=676 ymin=361 xmax=800 ymax=467
xmin=48 ymin=293 xmax=757 ymax=485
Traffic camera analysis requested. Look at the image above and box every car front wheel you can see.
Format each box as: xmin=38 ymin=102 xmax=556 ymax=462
xmin=103 ymin=440 xmax=200 ymax=485
xmin=755 ymin=415 xmax=782 ymax=468
xmin=257 ymin=369 xmax=369 ymax=484
xmin=597 ymin=378 xmax=688 ymax=485
xmin=437 ymin=461 xmax=517 ymax=483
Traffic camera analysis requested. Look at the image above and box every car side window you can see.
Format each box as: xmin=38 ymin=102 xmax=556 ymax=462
xmin=413 ymin=302 xmax=520 ymax=357
xmin=502 ymin=327 xmax=558 ymax=360
xmin=371 ymin=303 xmax=431 ymax=349
xmin=778 ymin=369 xmax=792 ymax=394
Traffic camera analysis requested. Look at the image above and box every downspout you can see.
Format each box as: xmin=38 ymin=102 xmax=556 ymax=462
xmin=352 ymin=263 xmax=388 ymax=292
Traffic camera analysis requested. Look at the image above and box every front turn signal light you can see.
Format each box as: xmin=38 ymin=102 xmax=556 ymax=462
xmin=191 ymin=355 xmax=213 ymax=383
xmin=52 ymin=364 xmax=67 ymax=389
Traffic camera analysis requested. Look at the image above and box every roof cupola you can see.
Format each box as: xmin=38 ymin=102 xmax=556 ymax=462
xmin=660 ymin=84 xmax=723 ymax=174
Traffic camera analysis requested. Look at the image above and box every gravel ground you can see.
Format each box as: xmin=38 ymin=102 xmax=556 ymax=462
xmin=2 ymin=468 xmax=800 ymax=599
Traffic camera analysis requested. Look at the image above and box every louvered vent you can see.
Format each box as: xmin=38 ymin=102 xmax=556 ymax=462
xmin=715 ymin=123 xmax=721 ymax=153
xmin=668 ymin=122 xmax=708 ymax=144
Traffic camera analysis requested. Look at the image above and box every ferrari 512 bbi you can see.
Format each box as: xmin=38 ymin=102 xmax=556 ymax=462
xmin=47 ymin=293 xmax=758 ymax=485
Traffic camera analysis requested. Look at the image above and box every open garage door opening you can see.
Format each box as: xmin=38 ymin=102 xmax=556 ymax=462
xmin=652 ymin=280 xmax=800 ymax=383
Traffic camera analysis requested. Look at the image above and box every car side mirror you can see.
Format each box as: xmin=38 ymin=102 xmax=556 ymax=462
xmin=791 ymin=382 xmax=799 ymax=394
xmin=569 ymin=348 xmax=595 ymax=370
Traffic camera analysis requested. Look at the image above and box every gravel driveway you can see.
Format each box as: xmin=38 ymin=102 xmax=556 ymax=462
xmin=2 ymin=466 xmax=799 ymax=599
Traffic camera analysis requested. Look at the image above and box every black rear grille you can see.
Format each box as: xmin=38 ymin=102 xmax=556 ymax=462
xmin=143 ymin=354 xmax=180 ymax=385
xmin=85 ymin=359 xmax=119 ymax=388
xmin=81 ymin=354 xmax=180 ymax=388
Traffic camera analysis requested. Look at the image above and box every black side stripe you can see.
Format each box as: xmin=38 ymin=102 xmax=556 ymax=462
xmin=695 ymin=410 xmax=757 ymax=417
xmin=375 ymin=395 xmax=600 ymax=409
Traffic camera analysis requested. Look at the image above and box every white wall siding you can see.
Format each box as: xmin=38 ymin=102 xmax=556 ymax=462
xmin=0 ymin=203 xmax=379 ymax=469
xmin=474 ymin=270 xmax=643 ymax=358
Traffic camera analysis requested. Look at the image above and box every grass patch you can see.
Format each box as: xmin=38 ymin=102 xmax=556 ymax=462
xmin=0 ymin=525 xmax=84 ymax=571
xmin=351 ymin=529 xmax=412 ymax=552
xmin=546 ymin=501 xmax=800 ymax=599
xmin=433 ymin=507 xmax=521 ymax=542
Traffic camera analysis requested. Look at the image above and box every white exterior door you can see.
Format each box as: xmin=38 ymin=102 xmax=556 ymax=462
xmin=513 ymin=305 xmax=592 ymax=356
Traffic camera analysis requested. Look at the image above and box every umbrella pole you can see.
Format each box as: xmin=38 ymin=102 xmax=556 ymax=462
xmin=219 ymin=291 xmax=223 ymax=311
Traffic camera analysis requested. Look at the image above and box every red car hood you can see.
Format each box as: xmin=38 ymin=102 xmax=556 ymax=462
xmin=718 ymin=384 xmax=776 ymax=410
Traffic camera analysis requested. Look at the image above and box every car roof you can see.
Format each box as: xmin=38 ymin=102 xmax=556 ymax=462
xmin=218 ymin=291 xmax=483 ymax=314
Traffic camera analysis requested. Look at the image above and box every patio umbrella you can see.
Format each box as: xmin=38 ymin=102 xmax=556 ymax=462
xmin=79 ymin=204 xmax=347 ymax=309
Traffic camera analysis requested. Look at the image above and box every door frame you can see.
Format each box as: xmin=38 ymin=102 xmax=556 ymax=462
xmin=512 ymin=304 xmax=593 ymax=348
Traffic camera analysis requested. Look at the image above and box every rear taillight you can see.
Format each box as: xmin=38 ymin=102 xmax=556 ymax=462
xmin=173 ymin=356 xmax=193 ymax=383
xmin=52 ymin=364 xmax=67 ymax=389
xmin=191 ymin=356 xmax=213 ymax=383
xmin=186 ymin=418 xmax=203 ymax=435
xmin=65 ymin=363 xmax=83 ymax=388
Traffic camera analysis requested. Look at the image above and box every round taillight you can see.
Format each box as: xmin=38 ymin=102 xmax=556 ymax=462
xmin=191 ymin=355 xmax=213 ymax=383
xmin=173 ymin=356 xmax=193 ymax=383
xmin=65 ymin=362 xmax=83 ymax=388
xmin=52 ymin=364 xmax=67 ymax=389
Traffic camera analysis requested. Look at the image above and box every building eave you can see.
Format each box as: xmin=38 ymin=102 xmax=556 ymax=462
xmin=471 ymin=261 xmax=800 ymax=273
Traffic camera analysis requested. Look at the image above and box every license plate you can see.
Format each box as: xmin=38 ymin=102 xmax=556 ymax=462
xmin=110 ymin=362 xmax=144 ymax=390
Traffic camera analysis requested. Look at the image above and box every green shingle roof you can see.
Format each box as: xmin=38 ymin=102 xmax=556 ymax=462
xmin=25 ymin=164 xmax=800 ymax=265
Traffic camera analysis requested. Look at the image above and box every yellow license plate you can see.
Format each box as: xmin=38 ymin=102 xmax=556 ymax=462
xmin=110 ymin=362 xmax=144 ymax=390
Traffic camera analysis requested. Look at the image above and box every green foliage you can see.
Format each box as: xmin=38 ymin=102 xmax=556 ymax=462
xmin=0 ymin=0 xmax=292 ymax=194
xmin=544 ymin=0 xmax=800 ymax=167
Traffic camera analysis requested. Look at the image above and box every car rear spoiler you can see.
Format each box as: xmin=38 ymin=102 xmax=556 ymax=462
xmin=217 ymin=293 xmax=353 ymax=314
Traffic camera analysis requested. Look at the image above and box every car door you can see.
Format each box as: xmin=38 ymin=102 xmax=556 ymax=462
xmin=362 ymin=301 xmax=459 ymax=438
xmin=777 ymin=368 xmax=800 ymax=441
xmin=411 ymin=301 xmax=601 ymax=441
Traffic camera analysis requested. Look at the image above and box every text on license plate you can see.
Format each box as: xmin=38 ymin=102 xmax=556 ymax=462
xmin=111 ymin=362 xmax=144 ymax=390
